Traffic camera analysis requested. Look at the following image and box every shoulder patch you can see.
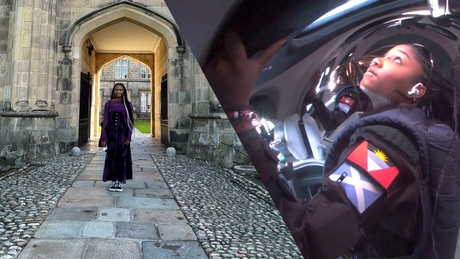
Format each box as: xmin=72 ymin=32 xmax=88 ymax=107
xmin=337 ymin=96 xmax=355 ymax=113
xmin=328 ymin=140 xmax=400 ymax=213
xmin=329 ymin=161 xmax=384 ymax=213
xmin=347 ymin=140 xmax=399 ymax=189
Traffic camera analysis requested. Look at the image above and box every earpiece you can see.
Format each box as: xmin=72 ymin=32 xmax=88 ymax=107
xmin=407 ymin=83 xmax=423 ymax=96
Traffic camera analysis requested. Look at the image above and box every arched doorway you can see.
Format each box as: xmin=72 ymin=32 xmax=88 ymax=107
xmin=60 ymin=1 xmax=185 ymax=146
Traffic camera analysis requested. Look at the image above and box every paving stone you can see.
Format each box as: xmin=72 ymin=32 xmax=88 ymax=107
xmin=82 ymin=221 xmax=115 ymax=238
xmin=17 ymin=239 xmax=86 ymax=259
xmin=81 ymin=169 xmax=102 ymax=174
xmin=107 ymin=188 xmax=135 ymax=196
xmin=133 ymin=209 xmax=187 ymax=223
xmin=134 ymin=188 xmax=174 ymax=199
xmin=130 ymin=173 xmax=157 ymax=182
xmin=115 ymin=222 xmax=158 ymax=239
xmin=76 ymin=170 xmax=102 ymax=181
xmin=97 ymin=208 xmax=131 ymax=222
xmin=85 ymin=239 xmax=141 ymax=258
xmin=123 ymin=180 xmax=147 ymax=189
xmin=57 ymin=187 xmax=115 ymax=208
xmin=157 ymin=223 xmax=197 ymax=241
xmin=116 ymin=197 xmax=178 ymax=209
xmin=72 ymin=181 xmax=95 ymax=187
xmin=143 ymin=241 xmax=207 ymax=259
xmin=46 ymin=207 xmax=97 ymax=221
xmin=34 ymin=221 xmax=85 ymax=238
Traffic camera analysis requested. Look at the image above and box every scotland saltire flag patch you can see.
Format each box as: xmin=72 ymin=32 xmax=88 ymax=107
xmin=328 ymin=140 xmax=400 ymax=213
xmin=329 ymin=161 xmax=384 ymax=213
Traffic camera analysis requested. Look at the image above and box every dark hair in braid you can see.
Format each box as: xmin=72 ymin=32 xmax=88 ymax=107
xmin=408 ymin=44 xmax=460 ymax=134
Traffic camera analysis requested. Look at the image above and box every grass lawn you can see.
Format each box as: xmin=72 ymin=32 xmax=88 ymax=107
xmin=96 ymin=120 xmax=151 ymax=134
xmin=134 ymin=120 xmax=151 ymax=133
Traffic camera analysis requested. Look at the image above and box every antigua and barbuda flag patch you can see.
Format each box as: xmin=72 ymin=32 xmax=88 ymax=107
xmin=347 ymin=140 xmax=400 ymax=189
xmin=337 ymin=96 xmax=355 ymax=113
xmin=328 ymin=140 xmax=400 ymax=213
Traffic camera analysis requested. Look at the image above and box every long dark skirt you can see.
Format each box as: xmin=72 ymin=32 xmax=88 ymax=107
xmin=102 ymin=117 xmax=133 ymax=183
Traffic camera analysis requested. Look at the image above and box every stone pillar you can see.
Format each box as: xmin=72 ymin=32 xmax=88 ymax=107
xmin=0 ymin=2 xmax=12 ymax=111
xmin=55 ymin=46 xmax=78 ymax=152
xmin=168 ymin=45 xmax=192 ymax=152
xmin=5 ymin=0 xmax=56 ymax=112
xmin=0 ymin=1 xmax=60 ymax=166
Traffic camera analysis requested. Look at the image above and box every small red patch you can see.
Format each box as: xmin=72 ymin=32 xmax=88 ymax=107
xmin=339 ymin=96 xmax=355 ymax=106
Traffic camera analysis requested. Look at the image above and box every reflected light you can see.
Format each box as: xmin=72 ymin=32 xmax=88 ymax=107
xmin=257 ymin=118 xmax=275 ymax=141
xmin=384 ymin=17 xmax=414 ymax=25
xmin=314 ymin=0 xmax=373 ymax=24
xmin=402 ymin=10 xmax=431 ymax=15
xmin=328 ymin=81 xmax=338 ymax=92
xmin=259 ymin=118 xmax=275 ymax=133
xmin=427 ymin=0 xmax=457 ymax=18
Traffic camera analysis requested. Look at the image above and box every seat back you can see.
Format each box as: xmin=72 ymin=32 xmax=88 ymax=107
xmin=283 ymin=113 xmax=309 ymax=161
xmin=302 ymin=113 xmax=325 ymax=160
xmin=271 ymin=120 xmax=297 ymax=162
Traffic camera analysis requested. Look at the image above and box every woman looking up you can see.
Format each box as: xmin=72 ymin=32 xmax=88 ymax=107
xmin=204 ymin=29 xmax=460 ymax=259
xmin=100 ymin=83 xmax=134 ymax=192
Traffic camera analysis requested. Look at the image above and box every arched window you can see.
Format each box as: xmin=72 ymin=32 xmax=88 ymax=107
xmin=140 ymin=91 xmax=151 ymax=113
xmin=115 ymin=60 xmax=121 ymax=79
xmin=140 ymin=65 xmax=150 ymax=79
xmin=115 ymin=58 xmax=128 ymax=79
xmin=141 ymin=92 xmax=147 ymax=112
xmin=121 ymin=58 xmax=128 ymax=79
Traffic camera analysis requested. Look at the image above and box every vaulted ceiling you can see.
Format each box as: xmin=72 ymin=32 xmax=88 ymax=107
xmin=90 ymin=20 xmax=161 ymax=54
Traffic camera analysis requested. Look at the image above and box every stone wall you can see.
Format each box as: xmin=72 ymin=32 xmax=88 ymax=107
xmin=0 ymin=112 xmax=59 ymax=167
xmin=186 ymin=114 xmax=249 ymax=168
xmin=0 ymin=2 xmax=12 ymax=109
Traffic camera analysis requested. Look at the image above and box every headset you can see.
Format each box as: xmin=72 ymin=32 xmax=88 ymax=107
xmin=393 ymin=82 xmax=423 ymax=102
xmin=407 ymin=83 xmax=423 ymax=96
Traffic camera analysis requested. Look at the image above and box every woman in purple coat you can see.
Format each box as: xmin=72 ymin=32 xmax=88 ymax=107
xmin=100 ymin=83 xmax=134 ymax=192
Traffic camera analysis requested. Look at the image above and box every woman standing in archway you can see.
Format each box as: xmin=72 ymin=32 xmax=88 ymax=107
xmin=100 ymin=83 xmax=134 ymax=191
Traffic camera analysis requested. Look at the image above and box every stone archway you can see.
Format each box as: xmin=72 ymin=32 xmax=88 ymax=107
xmin=57 ymin=1 xmax=185 ymax=149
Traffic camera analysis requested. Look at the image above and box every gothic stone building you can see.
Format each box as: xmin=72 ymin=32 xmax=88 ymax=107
xmin=0 ymin=0 xmax=247 ymax=168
